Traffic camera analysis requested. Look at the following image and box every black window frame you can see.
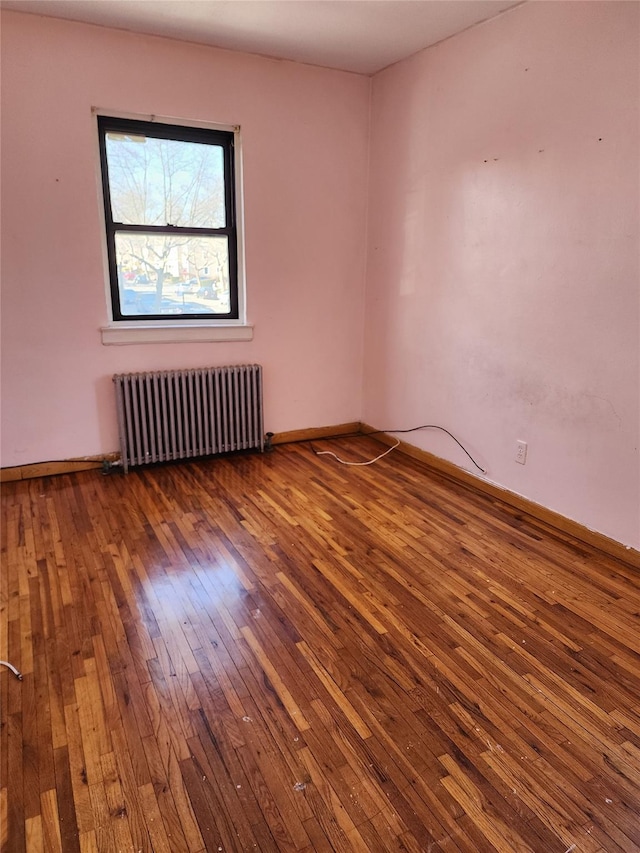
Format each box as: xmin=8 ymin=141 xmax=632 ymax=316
xmin=98 ymin=115 xmax=239 ymax=322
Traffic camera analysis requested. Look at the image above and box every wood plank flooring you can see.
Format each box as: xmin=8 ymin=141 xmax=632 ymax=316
xmin=1 ymin=437 xmax=640 ymax=852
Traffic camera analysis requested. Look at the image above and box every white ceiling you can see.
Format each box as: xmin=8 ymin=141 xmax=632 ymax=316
xmin=1 ymin=0 xmax=522 ymax=74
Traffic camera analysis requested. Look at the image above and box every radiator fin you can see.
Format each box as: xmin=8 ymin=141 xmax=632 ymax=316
xmin=114 ymin=365 xmax=264 ymax=473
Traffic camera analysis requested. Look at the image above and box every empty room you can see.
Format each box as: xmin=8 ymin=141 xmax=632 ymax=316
xmin=1 ymin=1 xmax=639 ymax=850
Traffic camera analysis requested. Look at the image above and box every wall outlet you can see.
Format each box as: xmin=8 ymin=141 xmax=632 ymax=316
xmin=515 ymin=440 xmax=528 ymax=465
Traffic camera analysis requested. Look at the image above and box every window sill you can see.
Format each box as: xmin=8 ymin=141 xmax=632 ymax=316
xmin=101 ymin=323 xmax=253 ymax=345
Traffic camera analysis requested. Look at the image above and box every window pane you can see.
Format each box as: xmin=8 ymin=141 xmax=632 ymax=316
xmin=105 ymin=133 xmax=226 ymax=228
xmin=116 ymin=233 xmax=231 ymax=316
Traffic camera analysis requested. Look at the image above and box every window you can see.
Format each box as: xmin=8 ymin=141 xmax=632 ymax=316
xmin=98 ymin=115 xmax=240 ymax=324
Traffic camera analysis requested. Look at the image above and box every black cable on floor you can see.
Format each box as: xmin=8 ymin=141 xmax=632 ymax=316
xmin=286 ymin=424 xmax=486 ymax=474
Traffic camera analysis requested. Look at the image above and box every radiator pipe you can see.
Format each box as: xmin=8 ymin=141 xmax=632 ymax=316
xmin=264 ymin=432 xmax=274 ymax=452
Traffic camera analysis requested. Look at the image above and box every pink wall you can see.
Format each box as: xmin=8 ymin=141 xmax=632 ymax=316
xmin=364 ymin=2 xmax=640 ymax=548
xmin=0 ymin=12 xmax=370 ymax=466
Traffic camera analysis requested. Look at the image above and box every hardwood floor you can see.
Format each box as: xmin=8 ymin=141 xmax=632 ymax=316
xmin=1 ymin=437 xmax=639 ymax=852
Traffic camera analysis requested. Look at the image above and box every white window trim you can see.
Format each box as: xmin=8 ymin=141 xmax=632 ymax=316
xmin=93 ymin=108 xmax=249 ymax=345
xmin=100 ymin=322 xmax=253 ymax=345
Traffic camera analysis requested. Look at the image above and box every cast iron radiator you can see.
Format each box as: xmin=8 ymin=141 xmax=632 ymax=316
xmin=113 ymin=365 xmax=264 ymax=473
